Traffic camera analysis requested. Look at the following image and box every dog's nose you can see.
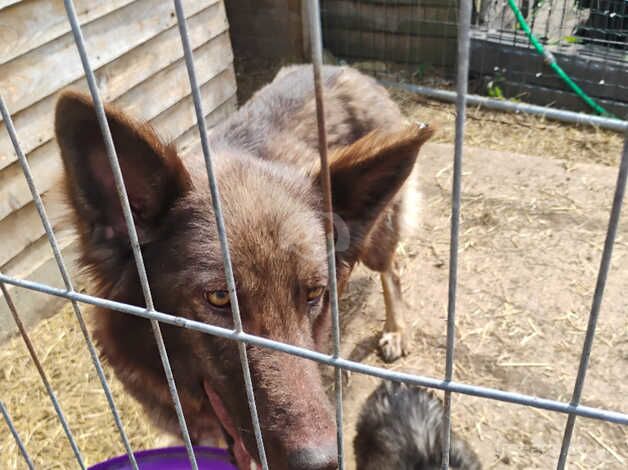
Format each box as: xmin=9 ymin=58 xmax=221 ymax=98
xmin=286 ymin=444 xmax=338 ymax=470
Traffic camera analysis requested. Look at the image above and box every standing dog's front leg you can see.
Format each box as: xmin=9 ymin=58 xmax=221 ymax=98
xmin=358 ymin=155 xmax=426 ymax=363
xmin=379 ymin=260 xmax=411 ymax=363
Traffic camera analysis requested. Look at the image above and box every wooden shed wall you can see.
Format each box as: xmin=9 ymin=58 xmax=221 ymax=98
xmin=0 ymin=0 xmax=238 ymax=340
xmin=225 ymin=0 xmax=308 ymax=60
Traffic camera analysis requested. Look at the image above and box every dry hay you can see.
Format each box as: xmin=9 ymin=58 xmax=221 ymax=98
xmin=0 ymin=304 xmax=160 ymax=469
xmin=389 ymin=87 xmax=624 ymax=168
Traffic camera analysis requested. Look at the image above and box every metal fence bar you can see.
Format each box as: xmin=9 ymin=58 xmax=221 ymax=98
xmin=0 ymin=400 xmax=35 ymax=470
xmin=442 ymin=1 xmax=473 ymax=469
xmin=0 ymin=282 xmax=85 ymax=469
xmin=62 ymin=1 xmax=198 ymax=467
xmin=308 ymin=1 xmax=345 ymax=468
xmin=0 ymin=95 xmax=138 ymax=470
xmin=556 ymin=134 xmax=628 ymax=469
xmin=3 ymin=273 xmax=628 ymax=426
xmin=380 ymin=81 xmax=628 ymax=134
xmin=171 ymin=1 xmax=269 ymax=468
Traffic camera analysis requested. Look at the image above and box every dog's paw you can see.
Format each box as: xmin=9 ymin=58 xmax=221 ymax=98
xmin=378 ymin=331 xmax=410 ymax=363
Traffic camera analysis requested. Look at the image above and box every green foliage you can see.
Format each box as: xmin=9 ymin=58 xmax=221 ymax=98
xmin=487 ymin=80 xmax=504 ymax=99
xmin=412 ymin=64 xmax=426 ymax=81
xmin=563 ymin=35 xmax=581 ymax=44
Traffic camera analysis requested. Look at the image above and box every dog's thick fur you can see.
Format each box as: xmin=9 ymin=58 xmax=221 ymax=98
xmin=55 ymin=64 xmax=433 ymax=469
xmin=354 ymin=382 xmax=482 ymax=470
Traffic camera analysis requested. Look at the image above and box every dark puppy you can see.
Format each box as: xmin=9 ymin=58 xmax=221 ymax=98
xmin=354 ymin=382 xmax=481 ymax=470
xmin=55 ymin=64 xmax=433 ymax=469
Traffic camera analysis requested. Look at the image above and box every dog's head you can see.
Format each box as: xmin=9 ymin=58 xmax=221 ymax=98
xmin=55 ymin=91 xmax=432 ymax=469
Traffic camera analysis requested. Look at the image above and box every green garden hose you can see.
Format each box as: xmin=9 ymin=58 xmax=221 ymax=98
xmin=506 ymin=0 xmax=616 ymax=118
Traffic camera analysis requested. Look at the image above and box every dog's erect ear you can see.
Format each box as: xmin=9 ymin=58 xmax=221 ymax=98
xmin=317 ymin=123 xmax=433 ymax=262
xmin=55 ymin=91 xmax=192 ymax=244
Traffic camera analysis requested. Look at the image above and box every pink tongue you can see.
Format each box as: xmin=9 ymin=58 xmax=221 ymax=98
xmin=203 ymin=380 xmax=254 ymax=470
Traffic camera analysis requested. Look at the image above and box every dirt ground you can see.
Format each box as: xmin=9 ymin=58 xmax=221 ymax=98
xmin=336 ymin=142 xmax=628 ymax=469
xmin=1 ymin=61 xmax=626 ymax=469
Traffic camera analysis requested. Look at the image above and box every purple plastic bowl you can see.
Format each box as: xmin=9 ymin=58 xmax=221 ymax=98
xmin=88 ymin=446 xmax=237 ymax=470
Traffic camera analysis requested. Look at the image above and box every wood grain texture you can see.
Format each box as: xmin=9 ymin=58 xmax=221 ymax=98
xmin=0 ymin=1 xmax=226 ymax=170
xmin=0 ymin=0 xmax=135 ymax=64
xmin=0 ymin=0 xmax=212 ymax=116
xmin=0 ymin=32 xmax=233 ymax=222
xmin=0 ymin=200 xmax=46 ymax=266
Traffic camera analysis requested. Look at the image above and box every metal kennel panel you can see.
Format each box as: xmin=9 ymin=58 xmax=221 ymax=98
xmin=0 ymin=1 xmax=627 ymax=470
xmin=320 ymin=0 xmax=628 ymax=129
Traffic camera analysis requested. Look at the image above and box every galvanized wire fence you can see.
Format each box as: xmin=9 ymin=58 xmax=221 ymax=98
xmin=0 ymin=1 xmax=627 ymax=470
xmin=321 ymin=0 xmax=628 ymax=126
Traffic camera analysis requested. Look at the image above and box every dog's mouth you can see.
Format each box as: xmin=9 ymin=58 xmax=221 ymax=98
xmin=203 ymin=380 xmax=259 ymax=470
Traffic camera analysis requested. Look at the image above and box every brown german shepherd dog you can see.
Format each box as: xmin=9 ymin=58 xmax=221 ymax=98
xmin=55 ymin=64 xmax=433 ymax=470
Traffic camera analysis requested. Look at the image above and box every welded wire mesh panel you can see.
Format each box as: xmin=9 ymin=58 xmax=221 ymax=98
xmin=320 ymin=0 xmax=628 ymax=119
xmin=476 ymin=0 xmax=627 ymax=49
xmin=1 ymin=1 xmax=628 ymax=470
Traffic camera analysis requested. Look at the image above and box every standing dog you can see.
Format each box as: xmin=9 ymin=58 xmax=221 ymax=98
xmin=354 ymin=382 xmax=482 ymax=470
xmin=55 ymin=64 xmax=433 ymax=469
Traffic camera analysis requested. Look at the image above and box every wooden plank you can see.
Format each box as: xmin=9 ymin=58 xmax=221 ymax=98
xmin=0 ymin=235 xmax=73 ymax=344
xmin=0 ymin=146 xmax=62 ymax=220
xmin=116 ymin=33 xmax=233 ymax=124
xmin=177 ymin=94 xmax=238 ymax=156
xmin=0 ymin=0 xmax=136 ymax=65
xmin=0 ymin=0 xmax=212 ymax=116
xmin=0 ymin=66 xmax=237 ymax=264
xmin=0 ymin=33 xmax=234 ymax=222
xmin=0 ymin=201 xmax=45 ymax=266
xmin=151 ymin=65 xmax=237 ymax=140
xmin=0 ymin=1 xmax=226 ymax=171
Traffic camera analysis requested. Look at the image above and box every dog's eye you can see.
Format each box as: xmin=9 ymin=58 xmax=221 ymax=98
xmin=205 ymin=290 xmax=230 ymax=308
xmin=306 ymin=286 xmax=326 ymax=303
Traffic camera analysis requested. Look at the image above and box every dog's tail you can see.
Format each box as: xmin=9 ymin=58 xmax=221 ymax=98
xmin=354 ymin=381 xmax=482 ymax=470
